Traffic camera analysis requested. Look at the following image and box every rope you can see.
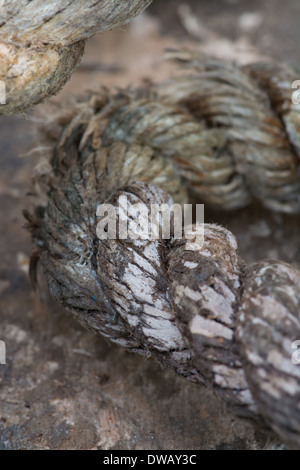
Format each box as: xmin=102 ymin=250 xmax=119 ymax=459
xmin=25 ymin=52 xmax=300 ymax=448
xmin=0 ymin=0 xmax=152 ymax=115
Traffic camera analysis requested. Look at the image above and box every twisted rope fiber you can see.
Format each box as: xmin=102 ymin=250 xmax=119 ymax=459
xmin=26 ymin=53 xmax=300 ymax=448
xmin=0 ymin=0 xmax=152 ymax=115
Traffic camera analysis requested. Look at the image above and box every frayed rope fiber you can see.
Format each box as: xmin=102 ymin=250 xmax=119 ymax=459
xmin=0 ymin=0 xmax=152 ymax=115
xmin=25 ymin=52 xmax=300 ymax=448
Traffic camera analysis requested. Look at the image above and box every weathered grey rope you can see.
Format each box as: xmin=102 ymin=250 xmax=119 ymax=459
xmin=161 ymin=52 xmax=300 ymax=213
xmin=25 ymin=54 xmax=300 ymax=448
xmin=0 ymin=0 xmax=152 ymax=115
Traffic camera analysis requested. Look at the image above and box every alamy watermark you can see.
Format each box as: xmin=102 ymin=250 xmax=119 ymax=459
xmin=291 ymin=340 xmax=300 ymax=365
xmin=291 ymin=80 xmax=300 ymax=105
xmin=96 ymin=196 xmax=204 ymax=250
xmin=0 ymin=340 xmax=6 ymax=365
xmin=0 ymin=80 xmax=6 ymax=105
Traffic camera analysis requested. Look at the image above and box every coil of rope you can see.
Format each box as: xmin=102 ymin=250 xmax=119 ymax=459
xmin=24 ymin=52 xmax=300 ymax=448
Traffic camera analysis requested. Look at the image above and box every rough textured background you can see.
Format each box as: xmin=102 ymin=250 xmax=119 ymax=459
xmin=1 ymin=0 xmax=300 ymax=450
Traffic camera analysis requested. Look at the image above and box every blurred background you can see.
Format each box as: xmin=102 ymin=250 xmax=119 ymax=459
xmin=0 ymin=0 xmax=300 ymax=450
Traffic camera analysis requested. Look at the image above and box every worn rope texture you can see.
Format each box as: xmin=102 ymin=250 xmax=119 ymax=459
xmin=0 ymin=0 xmax=152 ymax=115
xmin=25 ymin=54 xmax=300 ymax=448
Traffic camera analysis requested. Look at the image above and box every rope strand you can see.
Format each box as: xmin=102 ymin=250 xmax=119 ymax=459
xmin=25 ymin=53 xmax=300 ymax=448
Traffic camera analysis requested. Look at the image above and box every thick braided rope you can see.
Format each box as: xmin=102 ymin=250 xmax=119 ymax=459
xmin=25 ymin=54 xmax=300 ymax=448
xmin=0 ymin=0 xmax=152 ymax=115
